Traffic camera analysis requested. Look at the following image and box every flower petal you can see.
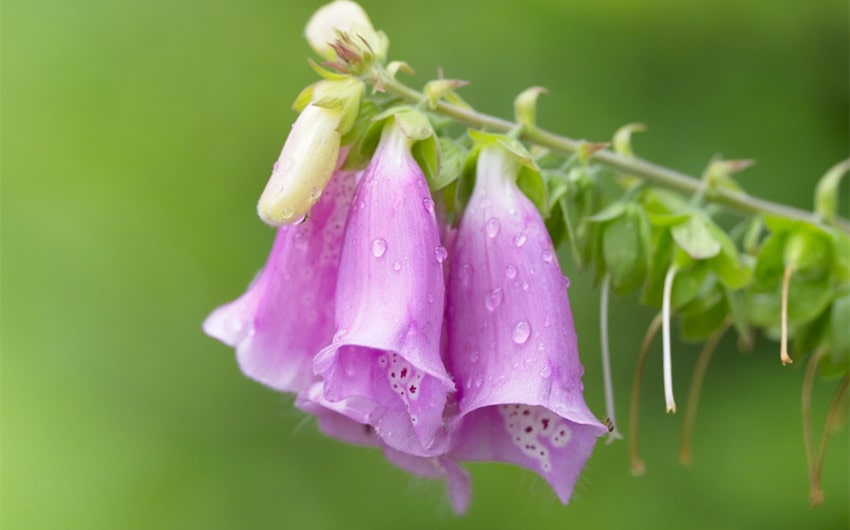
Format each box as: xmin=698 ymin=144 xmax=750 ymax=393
xmin=203 ymin=166 xmax=356 ymax=392
xmin=314 ymin=122 xmax=454 ymax=455
xmin=445 ymin=145 xmax=607 ymax=503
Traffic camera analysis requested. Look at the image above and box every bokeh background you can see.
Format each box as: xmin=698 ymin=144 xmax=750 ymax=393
xmin=2 ymin=0 xmax=848 ymax=529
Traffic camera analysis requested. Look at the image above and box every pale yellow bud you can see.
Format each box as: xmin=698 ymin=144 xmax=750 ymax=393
xmin=257 ymin=104 xmax=342 ymax=226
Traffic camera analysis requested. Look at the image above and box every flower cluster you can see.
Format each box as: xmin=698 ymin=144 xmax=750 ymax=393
xmin=204 ymin=0 xmax=606 ymax=514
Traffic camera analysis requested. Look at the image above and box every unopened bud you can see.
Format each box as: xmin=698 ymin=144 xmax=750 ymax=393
xmin=305 ymin=1 xmax=387 ymax=64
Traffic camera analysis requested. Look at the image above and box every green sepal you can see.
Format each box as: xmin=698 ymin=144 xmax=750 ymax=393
xmin=306 ymin=58 xmax=350 ymax=81
xmin=671 ymin=214 xmax=722 ymax=260
xmin=424 ymin=79 xmax=468 ymax=110
xmin=311 ymin=78 xmax=365 ymax=135
xmin=341 ymin=100 xmax=383 ymax=171
xmin=514 ymin=86 xmax=548 ymax=130
xmin=814 ymin=159 xmax=850 ymax=224
xmin=292 ymin=83 xmax=318 ymax=112
xmin=393 ymin=108 xmax=434 ymax=141
xmin=612 ymin=123 xmax=646 ymax=158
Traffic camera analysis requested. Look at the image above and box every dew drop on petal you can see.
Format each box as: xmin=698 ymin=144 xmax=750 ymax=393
xmin=469 ymin=351 xmax=480 ymax=364
xmin=392 ymin=260 xmax=402 ymax=271
xmin=486 ymin=218 xmax=501 ymax=238
xmin=512 ymin=320 xmax=531 ymax=344
xmin=459 ymin=263 xmax=473 ymax=287
xmin=484 ymin=287 xmax=503 ymax=312
xmin=505 ymin=264 xmax=518 ymax=279
xmin=435 ymin=245 xmax=448 ymax=263
xmin=281 ymin=207 xmax=294 ymax=220
xmin=540 ymin=366 xmax=552 ymax=378
xmin=423 ymin=198 xmax=435 ymax=213
xmin=543 ymin=317 xmax=551 ymax=328
xmin=371 ymin=238 xmax=387 ymax=258
xmin=542 ymin=249 xmax=553 ymax=263
xmin=513 ymin=232 xmax=527 ymax=247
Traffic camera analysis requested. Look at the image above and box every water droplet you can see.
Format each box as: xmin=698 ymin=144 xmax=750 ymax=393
xmin=563 ymin=275 xmax=571 ymax=288
xmin=469 ymin=351 xmax=480 ymax=364
xmin=542 ymin=249 xmax=553 ymax=263
xmin=484 ymin=287 xmax=503 ymax=311
xmin=543 ymin=318 xmax=551 ymax=328
xmin=272 ymin=160 xmax=280 ymax=171
xmin=423 ymin=198 xmax=435 ymax=213
xmin=459 ymin=263 xmax=473 ymax=287
xmin=522 ymin=281 xmax=529 ymax=291
xmin=505 ymin=264 xmax=518 ymax=279
xmin=486 ymin=218 xmax=501 ymax=238
xmin=392 ymin=260 xmax=402 ymax=271
xmin=371 ymin=238 xmax=387 ymax=258
xmin=427 ymin=293 xmax=434 ymax=304
xmin=281 ymin=207 xmax=294 ymax=220
xmin=513 ymin=232 xmax=527 ymax=247
xmin=357 ymin=200 xmax=366 ymax=210
xmin=309 ymin=186 xmax=322 ymax=200
xmin=540 ymin=366 xmax=552 ymax=378
xmin=512 ymin=320 xmax=531 ymax=344
xmin=435 ymin=246 xmax=448 ymax=263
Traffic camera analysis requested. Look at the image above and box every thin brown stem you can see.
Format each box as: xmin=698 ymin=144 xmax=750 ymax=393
xmin=780 ymin=266 xmax=795 ymax=365
xmin=629 ymin=312 xmax=664 ymax=475
xmin=801 ymin=348 xmax=827 ymax=506
xmin=678 ymin=322 xmax=730 ymax=465
xmin=810 ymin=373 xmax=849 ymax=507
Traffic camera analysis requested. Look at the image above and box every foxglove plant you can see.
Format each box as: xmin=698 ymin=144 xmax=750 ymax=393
xmin=445 ymin=142 xmax=608 ymax=503
xmin=310 ymin=115 xmax=455 ymax=457
xmin=205 ymin=0 xmax=850 ymax=514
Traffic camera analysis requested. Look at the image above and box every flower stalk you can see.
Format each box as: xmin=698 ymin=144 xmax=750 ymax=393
xmin=374 ymin=72 xmax=850 ymax=235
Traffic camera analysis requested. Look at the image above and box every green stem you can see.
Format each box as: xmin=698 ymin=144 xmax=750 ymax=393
xmin=377 ymin=73 xmax=850 ymax=234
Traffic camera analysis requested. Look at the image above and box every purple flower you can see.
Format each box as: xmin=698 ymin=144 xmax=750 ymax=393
xmin=311 ymin=119 xmax=454 ymax=456
xmin=445 ymin=144 xmax=607 ymax=504
xmin=203 ymin=163 xmax=357 ymax=393
xmin=296 ymin=384 xmax=471 ymax=514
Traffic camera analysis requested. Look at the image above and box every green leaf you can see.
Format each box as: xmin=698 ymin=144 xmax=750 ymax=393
xmin=517 ymin=165 xmax=549 ymax=218
xmin=788 ymin=274 xmax=833 ymax=324
xmin=394 ymin=109 xmax=434 ymax=141
xmin=412 ymin=134 xmax=439 ymax=189
xmin=426 ymin=137 xmax=467 ymax=191
xmin=831 ymin=231 xmax=850 ymax=281
xmin=671 ymin=261 xmax=711 ymax=309
xmin=588 ymin=201 xmax=626 ymax=223
xmin=642 ymin=228 xmax=675 ymax=306
xmin=705 ymin=217 xmax=752 ymax=289
xmin=783 ymin=226 xmax=834 ymax=280
xmin=753 ymin=231 xmax=789 ymax=287
xmin=671 ymin=214 xmax=722 ymax=260
xmin=833 ymin=288 xmax=850 ymax=361
xmin=602 ymin=204 xmax=650 ymax=295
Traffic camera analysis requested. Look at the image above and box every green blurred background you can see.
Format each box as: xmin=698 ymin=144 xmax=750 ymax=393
xmin=2 ymin=0 xmax=848 ymax=528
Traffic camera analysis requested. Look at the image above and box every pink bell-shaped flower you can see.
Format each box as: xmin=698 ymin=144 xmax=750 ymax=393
xmin=445 ymin=143 xmax=607 ymax=504
xmin=203 ymin=161 xmax=356 ymax=392
xmin=312 ymin=118 xmax=454 ymax=456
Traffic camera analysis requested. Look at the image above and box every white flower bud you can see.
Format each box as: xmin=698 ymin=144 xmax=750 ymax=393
xmin=305 ymin=1 xmax=386 ymax=62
